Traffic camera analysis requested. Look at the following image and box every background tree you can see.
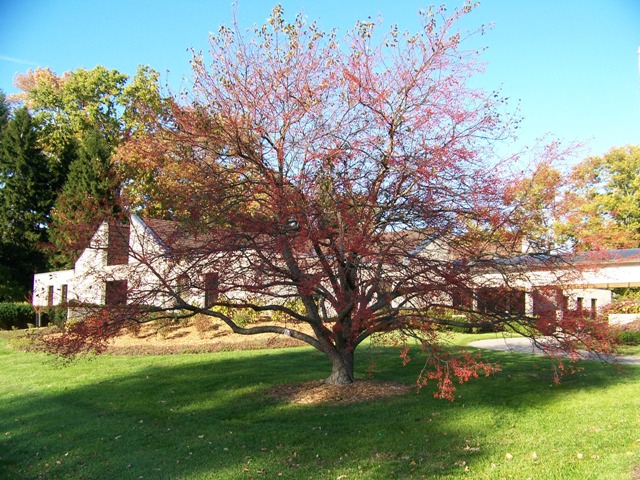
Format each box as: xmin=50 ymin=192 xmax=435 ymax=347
xmin=11 ymin=65 xmax=168 ymax=266
xmin=0 ymin=91 xmax=9 ymax=131
xmin=501 ymin=145 xmax=569 ymax=254
xmin=0 ymin=108 xmax=54 ymax=300
xmin=12 ymin=66 xmax=128 ymax=149
xmin=48 ymin=5 xmax=614 ymax=396
xmin=49 ymin=128 xmax=121 ymax=266
xmin=12 ymin=65 xmax=166 ymax=163
xmin=115 ymin=67 xmax=184 ymax=218
xmin=558 ymin=145 xmax=640 ymax=250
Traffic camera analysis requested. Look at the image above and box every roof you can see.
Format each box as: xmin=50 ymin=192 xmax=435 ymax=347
xmin=137 ymin=216 xmax=640 ymax=268
xmin=571 ymin=248 xmax=640 ymax=265
xmin=143 ymin=218 xmax=212 ymax=251
xmin=141 ymin=217 xmax=249 ymax=253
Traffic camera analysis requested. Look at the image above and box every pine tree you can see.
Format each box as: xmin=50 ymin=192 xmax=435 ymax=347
xmin=0 ymin=107 xmax=52 ymax=300
xmin=65 ymin=128 xmax=117 ymax=204
xmin=49 ymin=128 xmax=121 ymax=267
xmin=0 ymin=91 xmax=9 ymax=132
xmin=0 ymin=107 xmax=53 ymax=245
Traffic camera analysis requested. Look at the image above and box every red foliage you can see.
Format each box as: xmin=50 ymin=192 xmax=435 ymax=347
xmin=44 ymin=4 xmax=617 ymax=398
xmin=379 ymin=325 xmax=501 ymax=401
xmin=418 ymin=351 xmax=501 ymax=402
xmin=37 ymin=310 xmax=126 ymax=357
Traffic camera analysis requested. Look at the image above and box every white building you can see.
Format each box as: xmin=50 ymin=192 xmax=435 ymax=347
xmin=33 ymin=215 xmax=220 ymax=323
xmin=33 ymin=215 xmax=640 ymax=325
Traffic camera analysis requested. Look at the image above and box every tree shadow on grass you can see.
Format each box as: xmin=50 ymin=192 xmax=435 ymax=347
xmin=0 ymin=345 xmax=637 ymax=479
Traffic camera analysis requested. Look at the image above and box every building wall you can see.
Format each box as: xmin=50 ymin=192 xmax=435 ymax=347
xmin=563 ymin=288 xmax=612 ymax=314
xmin=31 ymin=216 xmax=640 ymax=323
xmin=53 ymin=215 xmax=214 ymax=311
xmin=33 ymin=269 xmax=75 ymax=307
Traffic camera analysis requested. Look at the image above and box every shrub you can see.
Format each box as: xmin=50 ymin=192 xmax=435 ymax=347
xmin=44 ymin=307 xmax=68 ymax=329
xmin=193 ymin=314 xmax=219 ymax=339
xmin=614 ymin=320 xmax=640 ymax=346
xmin=425 ymin=308 xmax=495 ymax=334
xmin=606 ymin=290 xmax=640 ymax=314
xmin=155 ymin=317 xmax=178 ymax=340
xmin=270 ymin=298 xmax=306 ymax=323
xmin=210 ymin=296 xmax=305 ymax=326
xmin=605 ymin=298 xmax=640 ymax=315
xmin=0 ymin=303 xmax=35 ymax=330
xmin=617 ymin=329 xmax=640 ymax=345
xmin=232 ymin=308 xmax=259 ymax=327
xmin=126 ymin=320 xmax=143 ymax=338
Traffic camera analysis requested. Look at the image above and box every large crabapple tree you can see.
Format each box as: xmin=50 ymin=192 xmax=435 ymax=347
xmin=46 ymin=4 xmax=615 ymax=398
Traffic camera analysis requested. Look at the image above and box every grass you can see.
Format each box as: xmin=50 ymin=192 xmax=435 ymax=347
xmin=0 ymin=331 xmax=638 ymax=479
xmin=619 ymin=344 xmax=640 ymax=356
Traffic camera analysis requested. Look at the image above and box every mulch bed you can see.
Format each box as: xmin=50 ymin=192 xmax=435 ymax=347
xmin=266 ymin=379 xmax=414 ymax=405
xmin=106 ymin=336 xmax=306 ymax=355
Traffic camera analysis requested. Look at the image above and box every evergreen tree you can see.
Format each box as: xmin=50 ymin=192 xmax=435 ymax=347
xmin=0 ymin=91 xmax=9 ymax=132
xmin=50 ymin=136 xmax=77 ymax=194
xmin=49 ymin=128 xmax=120 ymax=267
xmin=0 ymin=107 xmax=52 ymax=300
xmin=0 ymin=242 xmax=46 ymax=302
xmin=0 ymin=108 xmax=53 ymax=245
xmin=65 ymin=128 xmax=117 ymax=204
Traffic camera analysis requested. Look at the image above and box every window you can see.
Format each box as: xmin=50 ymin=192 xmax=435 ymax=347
xmin=61 ymin=284 xmax=68 ymax=304
xmin=47 ymin=286 xmax=54 ymax=307
xmin=477 ymin=287 xmax=525 ymax=315
xmin=107 ymin=222 xmax=130 ymax=266
xmin=576 ymin=297 xmax=583 ymax=312
xmin=532 ymin=287 xmax=563 ymax=318
xmin=204 ymin=273 xmax=219 ymax=308
xmin=105 ymin=280 xmax=128 ymax=305
xmin=590 ymin=298 xmax=597 ymax=318
xmin=451 ymin=288 xmax=473 ymax=309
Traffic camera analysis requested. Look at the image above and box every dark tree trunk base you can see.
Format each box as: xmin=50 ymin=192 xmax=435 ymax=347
xmin=326 ymin=351 xmax=355 ymax=385
xmin=325 ymin=370 xmax=355 ymax=385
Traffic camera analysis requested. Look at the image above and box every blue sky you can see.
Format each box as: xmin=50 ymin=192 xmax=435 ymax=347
xmin=1 ymin=0 xmax=639 ymax=160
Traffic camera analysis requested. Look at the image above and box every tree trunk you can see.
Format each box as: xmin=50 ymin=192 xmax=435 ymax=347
xmin=325 ymin=349 xmax=355 ymax=385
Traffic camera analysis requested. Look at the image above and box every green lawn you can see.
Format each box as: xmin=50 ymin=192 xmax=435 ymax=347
xmin=0 ymin=331 xmax=638 ymax=479
xmin=619 ymin=344 xmax=640 ymax=356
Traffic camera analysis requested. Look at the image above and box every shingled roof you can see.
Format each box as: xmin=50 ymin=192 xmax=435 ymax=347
xmin=143 ymin=218 xmax=215 ymax=251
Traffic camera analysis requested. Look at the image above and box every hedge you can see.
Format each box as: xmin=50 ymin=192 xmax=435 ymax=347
xmin=614 ymin=320 xmax=640 ymax=346
xmin=0 ymin=303 xmax=35 ymax=330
